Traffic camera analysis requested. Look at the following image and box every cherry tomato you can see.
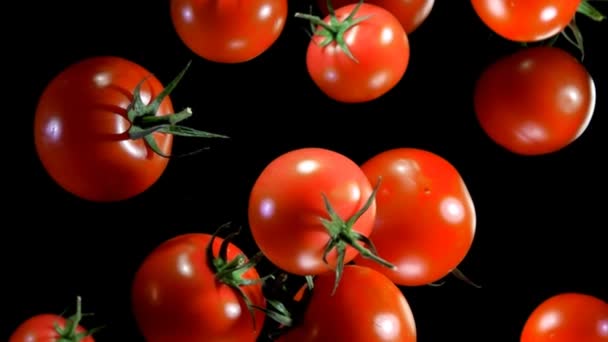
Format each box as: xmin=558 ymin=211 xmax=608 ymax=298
xmin=521 ymin=293 xmax=608 ymax=342
xmin=354 ymin=148 xmax=476 ymax=286
xmin=279 ymin=265 xmax=417 ymax=341
xmin=248 ymin=147 xmax=387 ymax=278
xmin=170 ymin=0 xmax=288 ymax=63
xmin=470 ymin=0 xmax=580 ymax=42
xmin=10 ymin=297 xmax=95 ymax=342
xmin=297 ymin=3 xmax=410 ymax=103
xmin=473 ymin=46 xmax=596 ymax=156
xmin=131 ymin=232 xmax=266 ymax=342
xmin=317 ymin=0 xmax=435 ymax=34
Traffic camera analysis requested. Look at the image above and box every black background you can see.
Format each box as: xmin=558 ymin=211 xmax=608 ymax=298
xmin=6 ymin=0 xmax=607 ymax=341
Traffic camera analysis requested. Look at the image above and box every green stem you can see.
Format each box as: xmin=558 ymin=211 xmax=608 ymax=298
xmin=55 ymin=296 xmax=102 ymax=342
xmin=577 ymin=1 xmax=606 ymax=21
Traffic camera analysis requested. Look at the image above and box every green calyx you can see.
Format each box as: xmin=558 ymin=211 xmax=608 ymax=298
xmin=205 ymin=224 xmax=293 ymax=331
xmin=126 ymin=60 xmax=229 ymax=158
xmin=54 ymin=296 xmax=103 ymax=342
xmin=319 ymin=177 xmax=395 ymax=295
xmin=294 ymin=0 xmax=369 ymax=62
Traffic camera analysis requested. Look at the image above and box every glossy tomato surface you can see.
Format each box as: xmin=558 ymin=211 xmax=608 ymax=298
xmin=317 ymin=0 xmax=435 ymax=34
xmin=9 ymin=314 xmax=94 ymax=342
xmin=470 ymin=0 xmax=580 ymax=42
xmin=248 ymin=147 xmax=377 ymax=276
xmin=131 ymin=233 xmax=266 ymax=342
xmin=521 ymin=293 xmax=608 ymax=342
xmin=170 ymin=0 xmax=288 ymax=63
xmin=474 ymin=46 xmax=596 ymax=156
xmin=355 ymin=148 xmax=476 ymax=286
xmin=305 ymin=3 xmax=410 ymax=103
xmin=280 ymin=265 xmax=417 ymax=341
xmin=34 ymin=56 xmax=173 ymax=202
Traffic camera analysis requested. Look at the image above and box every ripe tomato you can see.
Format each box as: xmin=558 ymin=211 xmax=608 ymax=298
xmin=279 ymin=265 xmax=417 ymax=341
xmin=296 ymin=3 xmax=410 ymax=103
xmin=473 ymin=46 xmax=596 ymax=156
xmin=131 ymin=232 xmax=266 ymax=342
xmin=470 ymin=0 xmax=580 ymax=42
xmin=248 ymin=147 xmax=392 ymax=284
xmin=354 ymin=148 xmax=476 ymax=286
xmin=34 ymin=56 xmax=225 ymax=202
xmin=316 ymin=0 xmax=435 ymax=34
xmin=521 ymin=293 xmax=608 ymax=342
xmin=9 ymin=297 xmax=96 ymax=342
xmin=170 ymin=0 xmax=288 ymax=63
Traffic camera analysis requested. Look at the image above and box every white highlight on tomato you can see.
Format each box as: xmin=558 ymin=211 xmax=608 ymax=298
xmin=349 ymin=183 xmax=361 ymax=202
xmin=93 ymin=72 xmax=111 ymax=87
xmin=297 ymin=159 xmax=320 ymax=174
xmin=44 ymin=117 xmax=62 ymax=143
xmin=540 ymin=6 xmax=557 ymax=22
xmin=258 ymin=4 xmax=272 ymax=20
xmin=380 ymin=27 xmax=394 ymax=45
xmin=519 ymin=58 xmax=534 ymax=71
xmin=538 ymin=310 xmax=560 ymax=332
xmin=369 ymin=70 xmax=390 ymax=90
xmin=228 ymin=39 xmax=246 ymax=50
xmin=259 ymin=198 xmax=275 ymax=219
xmin=324 ymin=68 xmax=339 ymax=83
xmin=344 ymin=25 xmax=360 ymax=46
xmin=274 ymin=17 xmax=284 ymax=33
xmin=373 ymin=313 xmax=401 ymax=339
xmin=598 ymin=318 xmax=608 ymax=336
xmin=297 ymin=252 xmax=321 ymax=271
xmin=439 ymin=196 xmax=465 ymax=224
xmin=396 ymin=257 xmax=425 ymax=277
xmin=558 ymin=85 xmax=583 ymax=114
xmin=487 ymin=0 xmax=506 ymax=18
xmin=515 ymin=121 xmax=548 ymax=143
xmin=224 ymin=302 xmax=242 ymax=320
xmin=180 ymin=5 xmax=194 ymax=23
xmin=177 ymin=253 xmax=193 ymax=277
xmin=573 ymin=77 xmax=596 ymax=140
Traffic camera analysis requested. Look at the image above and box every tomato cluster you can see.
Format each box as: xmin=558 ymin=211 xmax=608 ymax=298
xmin=14 ymin=0 xmax=608 ymax=341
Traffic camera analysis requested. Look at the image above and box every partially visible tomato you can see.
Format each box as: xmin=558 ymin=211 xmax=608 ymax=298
xmin=470 ymin=0 xmax=580 ymax=42
xmin=317 ymin=0 xmax=435 ymax=34
xmin=131 ymin=232 xmax=266 ymax=342
xmin=34 ymin=56 xmax=226 ymax=202
xmin=9 ymin=297 xmax=96 ymax=342
xmin=296 ymin=3 xmax=410 ymax=103
xmin=170 ymin=0 xmax=288 ymax=63
xmin=248 ymin=148 xmax=392 ymax=282
xmin=473 ymin=46 xmax=596 ymax=156
xmin=354 ymin=148 xmax=476 ymax=286
xmin=521 ymin=293 xmax=608 ymax=342
xmin=279 ymin=265 xmax=417 ymax=341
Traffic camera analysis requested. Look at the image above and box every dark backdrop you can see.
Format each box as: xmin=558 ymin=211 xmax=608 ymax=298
xmin=6 ymin=0 xmax=607 ymax=341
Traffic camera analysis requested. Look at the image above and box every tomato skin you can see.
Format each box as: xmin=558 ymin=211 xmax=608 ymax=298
xmin=306 ymin=3 xmax=410 ymax=103
xmin=131 ymin=233 xmax=266 ymax=342
xmin=9 ymin=314 xmax=93 ymax=342
xmin=34 ymin=56 xmax=173 ymax=202
xmin=316 ymin=0 xmax=435 ymax=34
xmin=280 ymin=265 xmax=417 ymax=341
xmin=470 ymin=0 xmax=580 ymax=42
xmin=170 ymin=0 xmax=288 ymax=63
xmin=521 ymin=293 xmax=608 ymax=342
xmin=248 ymin=148 xmax=376 ymax=276
xmin=354 ymin=148 xmax=476 ymax=286
xmin=473 ymin=46 xmax=595 ymax=156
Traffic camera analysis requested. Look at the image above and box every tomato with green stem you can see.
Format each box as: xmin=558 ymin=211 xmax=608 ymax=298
xmin=353 ymin=148 xmax=477 ymax=287
xmin=9 ymin=296 xmax=100 ymax=342
xmin=131 ymin=226 xmax=268 ymax=342
xmin=470 ymin=0 xmax=605 ymax=58
xmin=277 ymin=265 xmax=417 ymax=341
xmin=521 ymin=293 xmax=608 ymax=342
xmin=295 ymin=0 xmax=410 ymax=103
xmin=34 ymin=56 xmax=227 ymax=202
xmin=316 ymin=0 xmax=435 ymax=34
xmin=170 ymin=0 xmax=288 ymax=64
xmin=248 ymin=147 xmax=394 ymax=294
xmin=473 ymin=46 xmax=596 ymax=156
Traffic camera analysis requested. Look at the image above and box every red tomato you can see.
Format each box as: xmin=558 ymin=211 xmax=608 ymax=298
xmin=521 ymin=293 xmax=608 ymax=342
xmin=248 ymin=147 xmax=389 ymax=279
xmin=296 ymin=3 xmax=410 ymax=103
xmin=354 ymin=148 xmax=476 ymax=286
xmin=131 ymin=232 xmax=266 ymax=342
xmin=279 ymin=265 xmax=417 ymax=341
xmin=473 ymin=46 xmax=596 ymax=156
xmin=10 ymin=297 xmax=95 ymax=342
xmin=316 ymin=0 xmax=435 ymax=34
xmin=470 ymin=0 xmax=580 ymax=42
xmin=170 ymin=0 xmax=288 ymax=63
